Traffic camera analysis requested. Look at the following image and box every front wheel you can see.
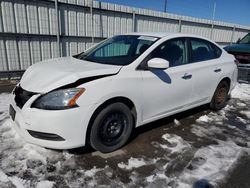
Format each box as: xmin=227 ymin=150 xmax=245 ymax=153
xmin=210 ymin=80 xmax=230 ymax=111
xmin=89 ymin=102 xmax=134 ymax=153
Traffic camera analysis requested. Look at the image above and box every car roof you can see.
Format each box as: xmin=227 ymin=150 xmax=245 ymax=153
xmin=124 ymin=32 xmax=209 ymax=40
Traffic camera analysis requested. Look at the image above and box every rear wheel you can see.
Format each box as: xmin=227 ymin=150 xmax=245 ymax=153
xmin=89 ymin=102 xmax=133 ymax=153
xmin=210 ymin=80 xmax=230 ymax=110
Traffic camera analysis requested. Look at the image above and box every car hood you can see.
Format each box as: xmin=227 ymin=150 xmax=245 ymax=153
xmin=20 ymin=57 xmax=122 ymax=93
xmin=224 ymin=44 xmax=250 ymax=54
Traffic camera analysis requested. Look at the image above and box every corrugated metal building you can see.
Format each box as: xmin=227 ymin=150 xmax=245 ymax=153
xmin=0 ymin=0 xmax=250 ymax=72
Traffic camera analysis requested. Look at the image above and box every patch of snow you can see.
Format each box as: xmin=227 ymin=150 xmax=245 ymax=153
xmin=0 ymin=170 xmax=27 ymax=188
xmin=178 ymin=141 xmax=242 ymax=187
xmin=160 ymin=133 xmax=190 ymax=153
xmin=118 ymin=158 xmax=146 ymax=170
xmin=224 ymin=105 xmax=234 ymax=111
xmin=240 ymin=111 xmax=250 ymax=119
xmin=191 ymin=123 xmax=223 ymax=138
xmin=21 ymin=144 xmax=48 ymax=164
xmin=0 ymin=93 xmax=10 ymax=119
xmin=146 ymin=173 xmax=169 ymax=183
xmin=196 ymin=115 xmax=213 ymax=123
xmin=0 ymin=170 xmax=8 ymax=183
xmin=237 ymin=116 xmax=247 ymax=124
xmin=237 ymin=102 xmax=246 ymax=107
xmin=8 ymin=176 xmax=26 ymax=188
xmin=231 ymin=83 xmax=250 ymax=101
xmin=37 ymin=181 xmax=55 ymax=188
xmin=84 ymin=166 xmax=102 ymax=177
xmin=174 ymin=119 xmax=181 ymax=126
xmin=246 ymin=125 xmax=250 ymax=131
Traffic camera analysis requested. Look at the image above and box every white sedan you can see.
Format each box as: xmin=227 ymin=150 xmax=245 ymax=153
xmin=9 ymin=32 xmax=237 ymax=153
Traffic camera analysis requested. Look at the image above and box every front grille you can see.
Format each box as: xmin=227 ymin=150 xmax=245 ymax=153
xmin=14 ymin=86 xmax=36 ymax=109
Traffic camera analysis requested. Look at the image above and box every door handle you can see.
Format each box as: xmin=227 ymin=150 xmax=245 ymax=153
xmin=182 ymin=73 xmax=192 ymax=80
xmin=214 ymin=68 xmax=221 ymax=73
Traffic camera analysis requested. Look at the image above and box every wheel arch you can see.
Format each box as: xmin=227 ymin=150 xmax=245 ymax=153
xmin=219 ymin=77 xmax=231 ymax=89
xmin=85 ymin=96 xmax=137 ymax=145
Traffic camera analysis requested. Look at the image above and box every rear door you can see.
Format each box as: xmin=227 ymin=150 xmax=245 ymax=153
xmin=140 ymin=38 xmax=194 ymax=122
xmin=187 ymin=38 xmax=223 ymax=104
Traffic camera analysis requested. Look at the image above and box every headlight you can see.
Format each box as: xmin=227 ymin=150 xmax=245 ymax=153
xmin=32 ymin=88 xmax=85 ymax=110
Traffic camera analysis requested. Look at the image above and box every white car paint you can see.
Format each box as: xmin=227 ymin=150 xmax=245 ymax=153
xmin=9 ymin=32 xmax=237 ymax=149
xmin=21 ymin=57 xmax=122 ymax=93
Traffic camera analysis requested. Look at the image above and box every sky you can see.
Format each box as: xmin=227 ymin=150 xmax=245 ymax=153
xmin=99 ymin=0 xmax=250 ymax=26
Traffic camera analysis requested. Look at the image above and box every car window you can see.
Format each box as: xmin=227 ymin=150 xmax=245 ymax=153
xmin=150 ymin=38 xmax=187 ymax=67
xmin=94 ymin=42 xmax=130 ymax=57
xmin=77 ymin=35 xmax=158 ymax=66
xmin=135 ymin=39 xmax=153 ymax=55
xmin=190 ymin=38 xmax=221 ymax=62
xmin=239 ymin=33 xmax=250 ymax=44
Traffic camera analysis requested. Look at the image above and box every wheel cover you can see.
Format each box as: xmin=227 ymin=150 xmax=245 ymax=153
xmin=99 ymin=112 xmax=128 ymax=146
xmin=215 ymin=85 xmax=227 ymax=105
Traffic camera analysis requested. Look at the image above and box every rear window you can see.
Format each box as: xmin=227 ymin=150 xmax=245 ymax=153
xmin=190 ymin=38 xmax=222 ymax=63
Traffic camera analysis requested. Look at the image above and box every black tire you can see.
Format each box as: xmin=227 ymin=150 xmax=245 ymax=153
xmin=89 ymin=102 xmax=133 ymax=153
xmin=210 ymin=80 xmax=230 ymax=111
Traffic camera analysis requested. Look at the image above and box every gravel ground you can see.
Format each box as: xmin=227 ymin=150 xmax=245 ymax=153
xmin=0 ymin=83 xmax=250 ymax=188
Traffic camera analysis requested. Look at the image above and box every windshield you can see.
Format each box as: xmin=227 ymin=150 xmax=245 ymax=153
xmin=76 ymin=35 xmax=159 ymax=65
xmin=239 ymin=33 xmax=250 ymax=44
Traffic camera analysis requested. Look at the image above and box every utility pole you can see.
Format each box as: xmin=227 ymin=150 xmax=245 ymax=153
xmin=164 ymin=0 xmax=167 ymax=12
xmin=210 ymin=0 xmax=216 ymax=40
xmin=55 ymin=0 xmax=61 ymax=56
xmin=212 ymin=0 xmax=216 ymax=20
xmin=90 ymin=0 xmax=94 ymax=44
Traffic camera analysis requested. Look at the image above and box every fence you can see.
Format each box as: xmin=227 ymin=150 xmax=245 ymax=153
xmin=0 ymin=0 xmax=250 ymax=73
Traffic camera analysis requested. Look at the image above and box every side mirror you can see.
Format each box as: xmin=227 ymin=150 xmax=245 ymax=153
xmin=236 ymin=38 xmax=241 ymax=44
xmin=147 ymin=58 xmax=169 ymax=69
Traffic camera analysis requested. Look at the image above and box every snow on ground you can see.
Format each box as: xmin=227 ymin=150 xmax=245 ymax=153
xmin=196 ymin=114 xmax=213 ymax=123
xmin=231 ymin=83 xmax=250 ymax=100
xmin=160 ymin=133 xmax=190 ymax=154
xmin=0 ymin=83 xmax=250 ymax=187
xmin=174 ymin=119 xmax=181 ymax=126
xmin=178 ymin=141 xmax=242 ymax=187
xmin=118 ymin=157 xmax=146 ymax=170
xmin=0 ymin=94 xmax=107 ymax=187
xmin=36 ymin=181 xmax=55 ymax=188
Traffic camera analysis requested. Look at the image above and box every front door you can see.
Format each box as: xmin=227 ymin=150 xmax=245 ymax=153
xmin=140 ymin=38 xmax=194 ymax=122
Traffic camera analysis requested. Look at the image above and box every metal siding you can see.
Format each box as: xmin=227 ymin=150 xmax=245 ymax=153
xmin=27 ymin=3 xmax=39 ymax=34
xmin=182 ymin=22 xmax=211 ymax=38
xmin=30 ymin=39 xmax=41 ymax=64
xmin=77 ymin=10 xmax=85 ymax=36
xmin=0 ymin=38 xmax=8 ymax=71
xmin=1 ymin=1 xmax=16 ymax=32
xmin=51 ymin=40 xmax=60 ymax=58
xmin=213 ymin=26 xmax=232 ymax=43
xmin=6 ymin=39 xmax=19 ymax=70
xmin=49 ymin=5 xmax=57 ymax=35
xmin=14 ymin=1 xmax=28 ymax=33
xmin=0 ymin=0 xmax=250 ymax=72
xmin=68 ymin=9 xmax=77 ymax=36
xmin=38 ymin=5 xmax=49 ymax=34
xmin=94 ymin=13 xmax=101 ymax=37
xmin=0 ymin=4 xmax=3 ymax=32
xmin=85 ymin=11 xmax=91 ymax=36
xmin=18 ymin=39 xmax=31 ymax=69
xmin=101 ymin=13 xmax=108 ymax=37
xmin=41 ymin=40 xmax=51 ymax=60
